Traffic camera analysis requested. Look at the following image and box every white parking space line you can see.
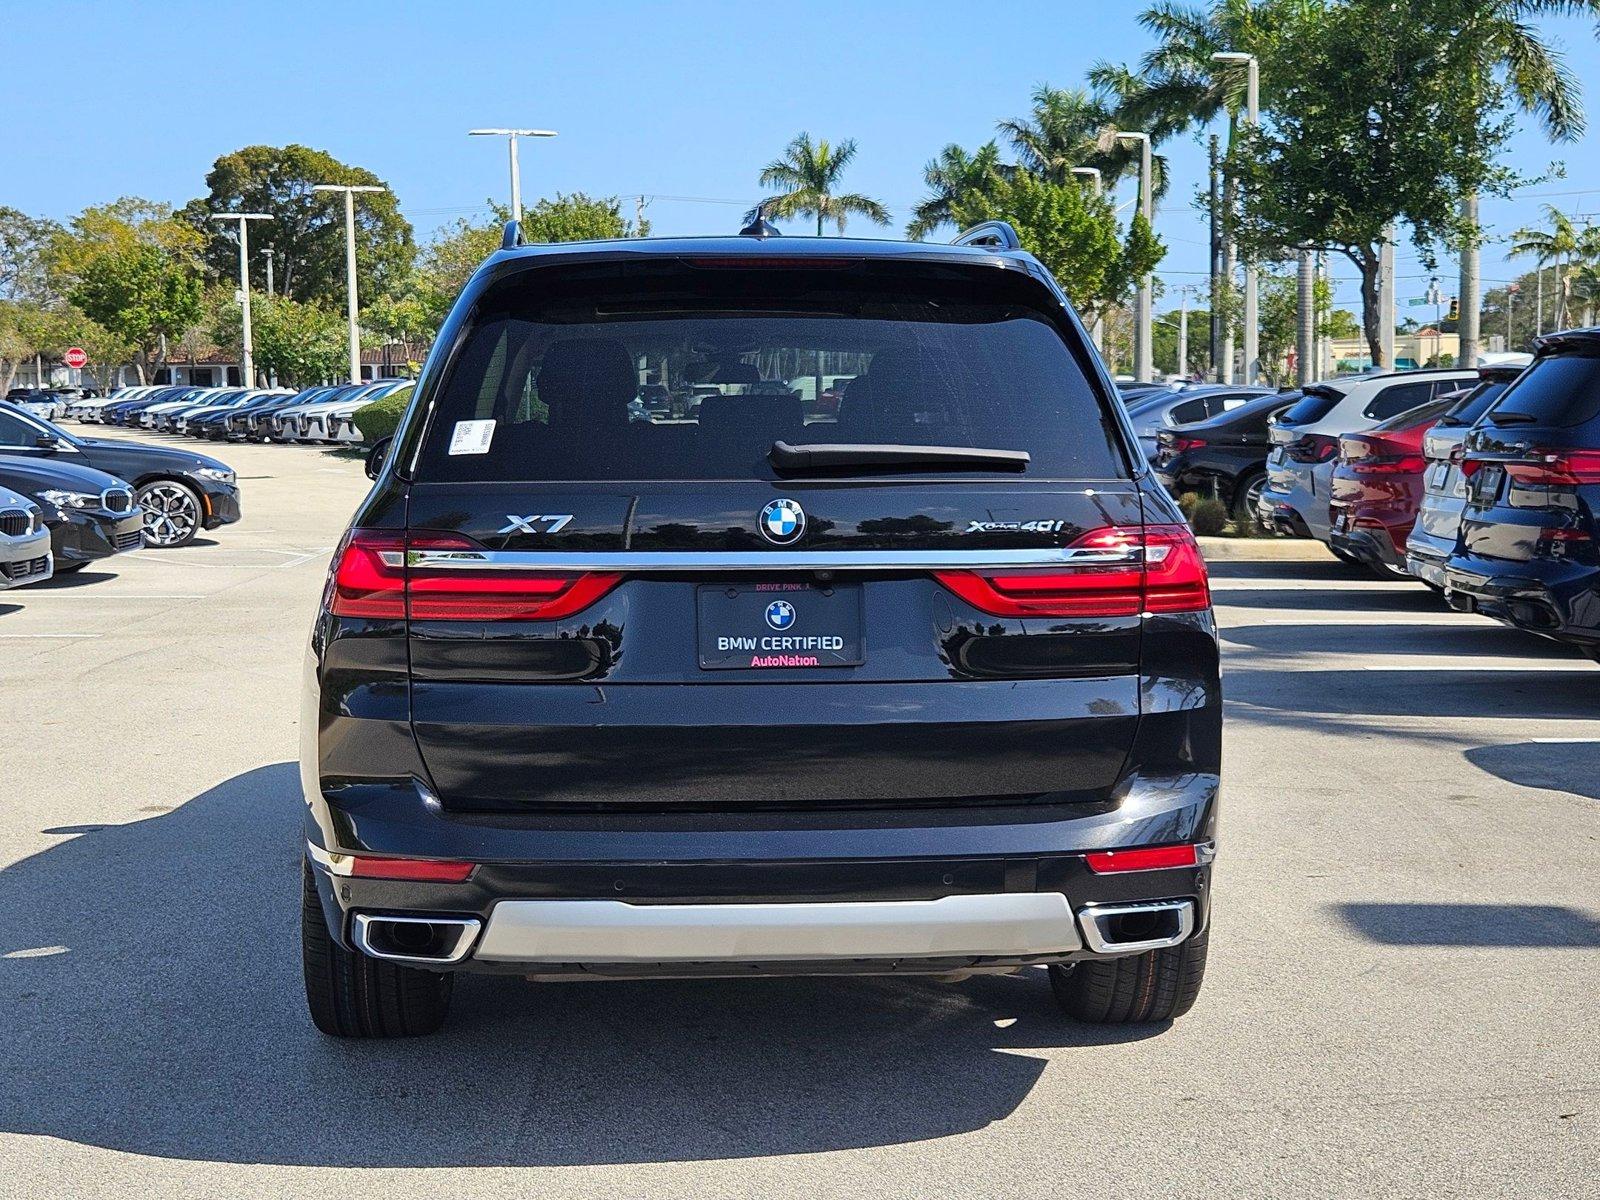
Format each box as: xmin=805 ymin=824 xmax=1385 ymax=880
xmin=0 ymin=633 xmax=101 ymax=639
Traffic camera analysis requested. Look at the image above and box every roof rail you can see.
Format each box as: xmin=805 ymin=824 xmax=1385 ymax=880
xmin=952 ymin=220 xmax=1021 ymax=251
xmin=501 ymin=220 xmax=523 ymax=251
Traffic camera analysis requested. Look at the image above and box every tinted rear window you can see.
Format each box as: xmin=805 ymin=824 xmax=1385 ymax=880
xmin=414 ymin=265 xmax=1126 ymax=482
xmin=1441 ymin=379 xmax=1509 ymax=425
xmin=1371 ymin=395 xmax=1453 ymax=433
xmin=1488 ymin=352 xmax=1600 ymax=428
xmin=1278 ymin=387 xmax=1344 ymax=424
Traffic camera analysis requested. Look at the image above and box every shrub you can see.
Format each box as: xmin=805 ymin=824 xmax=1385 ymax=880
xmin=1177 ymin=491 xmax=1201 ymax=521
xmin=351 ymin=384 xmax=414 ymax=444
xmin=1190 ymin=497 xmax=1228 ymax=536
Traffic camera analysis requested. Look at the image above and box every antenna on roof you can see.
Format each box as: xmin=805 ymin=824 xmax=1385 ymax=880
xmin=501 ymin=219 xmax=523 ymax=251
xmin=739 ymin=200 xmax=782 ymax=238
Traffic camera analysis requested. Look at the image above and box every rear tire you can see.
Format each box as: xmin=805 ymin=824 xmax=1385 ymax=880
xmin=1048 ymin=928 xmax=1208 ymax=1023
xmin=1231 ymin=470 xmax=1267 ymax=525
xmin=301 ymin=860 xmax=454 ymax=1038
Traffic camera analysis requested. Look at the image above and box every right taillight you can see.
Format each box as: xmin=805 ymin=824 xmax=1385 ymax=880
xmin=933 ymin=523 xmax=1210 ymax=618
xmin=1504 ymin=450 xmax=1600 ymax=487
xmin=1287 ymin=433 xmax=1340 ymax=463
xmin=327 ymin=528 xmax=622 ymax=621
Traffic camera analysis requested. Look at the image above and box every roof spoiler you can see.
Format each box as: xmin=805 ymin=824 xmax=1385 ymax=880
xmin=951 ymin=221 xmax=1021 ymax=251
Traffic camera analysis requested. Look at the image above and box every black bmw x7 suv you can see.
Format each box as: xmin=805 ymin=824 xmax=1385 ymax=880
xmin=301 ymin=224 xmax=1222 ymax=1037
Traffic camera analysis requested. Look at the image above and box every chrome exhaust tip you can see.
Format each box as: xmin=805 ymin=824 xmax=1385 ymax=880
xmin=351 ymin=914 xmax=481 ymax=965
xmin=1077 ymin=899 xmax=1195 ymax=956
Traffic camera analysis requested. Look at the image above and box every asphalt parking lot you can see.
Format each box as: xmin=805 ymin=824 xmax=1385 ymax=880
xmin=1 ymin=426 xmax=1596 ymax=1199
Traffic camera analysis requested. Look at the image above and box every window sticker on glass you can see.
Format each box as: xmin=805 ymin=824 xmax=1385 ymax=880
xmin=448 ymin=419 xmax=496 ymax=455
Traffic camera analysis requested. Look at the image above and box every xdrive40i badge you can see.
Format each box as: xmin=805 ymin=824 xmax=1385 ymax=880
xmin=759 ymin=498 xmax=806 ymax=545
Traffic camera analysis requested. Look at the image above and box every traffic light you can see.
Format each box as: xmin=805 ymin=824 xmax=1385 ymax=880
xmin=1448 ymin=296 xmax=1459 ymax=322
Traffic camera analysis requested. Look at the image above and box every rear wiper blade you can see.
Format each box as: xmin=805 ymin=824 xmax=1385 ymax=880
xmin=769 ymin=440 xmax=1030 ymax=473
xmin=1488 ymin=410 xmax=1539 ymax=424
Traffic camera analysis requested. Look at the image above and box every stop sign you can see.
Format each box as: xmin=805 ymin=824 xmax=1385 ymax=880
xmin=63 ymin=347 xmax=88 ymax=369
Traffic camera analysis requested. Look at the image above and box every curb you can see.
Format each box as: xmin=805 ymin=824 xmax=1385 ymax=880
xmin=1196 ymin=536 xmax=1333 ymax=562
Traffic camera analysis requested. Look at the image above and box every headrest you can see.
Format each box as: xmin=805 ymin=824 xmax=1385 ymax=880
xmin=537 ymin=338 xmax=637 ymax=431
xmin=697 ymin=393 xmax=804 ymax=435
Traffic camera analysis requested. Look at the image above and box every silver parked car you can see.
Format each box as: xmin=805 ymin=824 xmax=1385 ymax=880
xmin=0 ymin=485 xmax=53 ymax=589
xmin=1259 ymin=369 xmax=1476 ymax=549
xmin=1404 ymin=360 xmax=1531 ymax=588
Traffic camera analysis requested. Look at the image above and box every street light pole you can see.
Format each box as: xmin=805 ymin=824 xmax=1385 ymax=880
xmin=469 ymin=128 xmax=557 ymax=224
xmin=208 ymin=212 xmax=271 ymax=387
xmin=312 ymin=184 xmax=386 ymax=384
xmin=1212 ymin=51 xmax=1259 ymax=383
xmin=1111 ymin=131 xmax=1154 ymax=381
xmin=1070 ymin=166 xmax=1106 ymax=352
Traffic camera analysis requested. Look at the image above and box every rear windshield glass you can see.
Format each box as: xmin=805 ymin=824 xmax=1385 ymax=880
xmin=1278 ymin=387 xmax=1344 ymax=424
xmin=1488 ymin=352 xmax=1600 ymax=428
xmin=1440 ymin=379 xmax=1509 ymax=425
xmin=413 ymin=266 xmax=1126 ymax=482
xmin=1371 ymin=395 xmax=1453 ymax=433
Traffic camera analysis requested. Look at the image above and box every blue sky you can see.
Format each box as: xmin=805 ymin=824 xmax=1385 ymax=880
xmin=6 ymin=0 xmax=1600 ymax=316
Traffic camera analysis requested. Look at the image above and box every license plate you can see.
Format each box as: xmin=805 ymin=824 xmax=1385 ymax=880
xmin=1268 ymin=447 xmax=1286 ymax=466
xmin=697 ymin=583 xmax=864 ymax=669
xmin=1426 ymin=462 xmax=1449 ymax=491
xmin=1469 ymin=464 xmax=1504 ymax=504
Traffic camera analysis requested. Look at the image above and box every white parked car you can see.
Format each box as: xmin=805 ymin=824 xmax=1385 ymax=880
xmin=76 ymin=386 xmax=156 ymax=423
xmin=0 ymin=484 xmax=53 ymax=589
xmin=1258 ymin=368 xmax=1477 ymax=548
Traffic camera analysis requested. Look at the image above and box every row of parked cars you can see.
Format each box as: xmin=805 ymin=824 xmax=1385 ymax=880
xmin=67 ymin=378 xmax=413 ymax=444
xmin=0 ymin=394 xmax=245 ymax=590
xmin=1135 ymin=339 xmax=1600 ymax=660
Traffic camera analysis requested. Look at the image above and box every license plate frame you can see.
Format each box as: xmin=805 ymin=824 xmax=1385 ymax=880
xmin=1469 ymin=463 xmax=1504 ymax=505
xmin=696 ymin=582 xmax=864 ymax=670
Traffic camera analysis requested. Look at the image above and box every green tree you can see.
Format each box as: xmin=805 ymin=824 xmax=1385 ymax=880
xmin=0 ymin=208 xmax=62 ymax=303
xmin=523 ymin=192 xmax=646 ymax=243
xmin=181 ymin=144 xmax=414 ymax=309
xmin=242 ymin=296 xmax=348 ymax=387
xmin=49 ymin=199 xmax=205 ymax=383
xmin=1509 ymin=205 xmax=1585 ymax=328
xmin=1224 ymin=0 xmax=1529 ymax=366
xmin=753 ymin=134 xmax=890 ymax=235
xmin=950 ymin=172 xmax=1163 ymax=327
xmin=906 ymin=142 xmax=1005 ymax=240
xmin=999 ymin=83 xmax=1168 ymax=196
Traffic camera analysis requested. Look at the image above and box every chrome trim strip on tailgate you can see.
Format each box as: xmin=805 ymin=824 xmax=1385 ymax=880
xmin=405 ymin=547 xmax=1139 ymax=572
xmin=473 ymin=893 xmax=1083 ymax=963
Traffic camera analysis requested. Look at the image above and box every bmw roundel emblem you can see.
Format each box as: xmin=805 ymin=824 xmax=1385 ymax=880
xmin=759 ymin=497 xmax=806 ymax=545
xmin=765 ymin=599 xmax=796 ymax=630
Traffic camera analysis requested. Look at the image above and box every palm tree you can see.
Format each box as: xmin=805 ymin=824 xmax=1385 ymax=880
xmin=753 ymin=134 xmax=890 ymax=236
xmin=906 ymin=142 xmax=1005 ymax=240
xmin=995 ymin=84 xmax=1170 ymax=197
xmin=1511 ymin=206 xmax=1582 ymax=329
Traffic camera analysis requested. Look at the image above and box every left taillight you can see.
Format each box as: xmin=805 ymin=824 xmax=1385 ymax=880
xmin=933 ymin=523 xmax=1210 ymax=618
xmin=327 ymin=528 xmax=623 ymax=621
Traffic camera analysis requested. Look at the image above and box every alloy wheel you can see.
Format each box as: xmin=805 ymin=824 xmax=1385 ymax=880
xmin=137 ymin=481 xmax=201 ymax=548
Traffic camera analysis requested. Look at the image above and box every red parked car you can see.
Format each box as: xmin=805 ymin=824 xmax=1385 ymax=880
xmin=1328 ymin=392 xmax=1463 ymax=578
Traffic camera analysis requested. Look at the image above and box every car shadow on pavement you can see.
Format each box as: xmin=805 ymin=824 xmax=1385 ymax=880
xmin=1333 ymin=902 xmax=1600 ymax=948
xmin=1226 ymin=666 xmax=1600 ymax=722
xmin=0 ymin=762 xmax=1161 ymax=1168
xmin=28 ymin=569 xmax=118 ymax=590
xmin=1223 ymin=622 xmax=1582 ymax=659
xmin=1464 ymin=741 xmax=1600 ymax=802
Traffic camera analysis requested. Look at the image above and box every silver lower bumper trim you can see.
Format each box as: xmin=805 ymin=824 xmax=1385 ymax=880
xmin=473 ymin=893 xmax=1083 ymax=964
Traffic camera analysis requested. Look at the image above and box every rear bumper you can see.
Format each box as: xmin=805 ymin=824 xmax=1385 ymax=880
xmin=1405 ymin=524 xmax=1454 ymax=587
xmin=1329 ymin=522 xmax=1406 ymax=573
xmin=302 ymin=768 xmax=1218 ymax=976
xmin=1444 ymin=558 xmax=1600 ymax=645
